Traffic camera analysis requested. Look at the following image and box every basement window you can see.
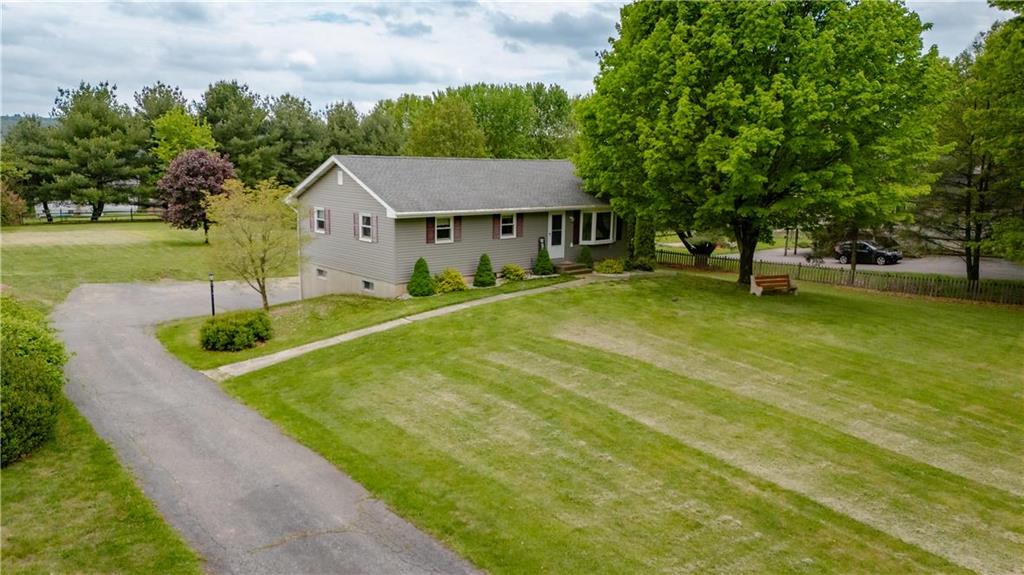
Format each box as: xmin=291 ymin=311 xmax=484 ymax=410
xmin=362 ymin=280 xmax=375 ymax=291
xmin=316 ymin=268 xmax=327 ymax=279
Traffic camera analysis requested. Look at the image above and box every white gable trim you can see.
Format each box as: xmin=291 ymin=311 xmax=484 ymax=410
xmin=392 ymin=204 xmax=609 ymax=219
xmin=286 ymin=157 xmax=397 ymax=218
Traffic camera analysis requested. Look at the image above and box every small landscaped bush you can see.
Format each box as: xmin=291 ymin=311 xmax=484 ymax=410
xmin=501 ymin=263 xmax=528 ymax=281
xmin=628 ymin=256 xmax=656 ymax=271
xmin=534 ymin=248 xmax=555 ymax=275
xmin=578 ymin=245 xmax=593 ymax=268
xmin=200 ymin=310 xmax=273 ymax=351
xmin=473 ymin=254 xmax=496 ymax=287
xmin=594 ymin=258 xmax=625 ymax=274
xmin=1 ymin=296 xmax=68 ymax=466
xmin=408 ymin=257 xmax=436 ymax=297
xmin=435 ymin=268 xmax=468 ymax=293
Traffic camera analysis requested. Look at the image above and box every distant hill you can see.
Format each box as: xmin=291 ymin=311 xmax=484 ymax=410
xmin=1 ymin=115 xmax=57 ymax=138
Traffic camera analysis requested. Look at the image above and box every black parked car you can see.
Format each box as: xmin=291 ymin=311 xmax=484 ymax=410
xmin=833 ymin=241 xmax=902 ymax=265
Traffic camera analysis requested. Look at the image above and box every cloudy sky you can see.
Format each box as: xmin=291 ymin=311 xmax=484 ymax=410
xmin=0 ymin=1 xmax=1012 ymax=117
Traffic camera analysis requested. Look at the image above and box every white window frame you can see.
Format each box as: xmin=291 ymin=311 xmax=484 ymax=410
xmin=500 ymin=213 xmax=517 ymax=239
xmin=435 ymin=216 xmax=453 ymax=244
xmin=580 ymin=210 xmax=615 ymax=246
xmin=314 ymin=207 xmax=327 ymax=234
xmin=359 ymin=212 xmax=373 ymax=242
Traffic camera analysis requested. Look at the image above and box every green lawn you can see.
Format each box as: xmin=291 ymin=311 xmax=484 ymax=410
xmin=656 ymin=230 xmax=795 ymax=255
xmin=158 ymin=276 xmax=574 ymax=370
xmin=1 ymin=401 xmax=201 ymax=574
xmin=0 ymin=221 xmax=249 ymax=309
xmin=219 ymin=273 xmax=1023 ymax=574
xmin=1 ymin=221 xmax=209 ymax=573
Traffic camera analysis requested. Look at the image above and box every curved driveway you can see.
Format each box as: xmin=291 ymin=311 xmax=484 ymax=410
xmin=53 ymin=279 xmax=477 ymax=575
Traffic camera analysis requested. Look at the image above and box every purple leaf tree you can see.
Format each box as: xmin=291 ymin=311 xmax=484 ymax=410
xmin=157 ymin=149 xmax=236 ymax=242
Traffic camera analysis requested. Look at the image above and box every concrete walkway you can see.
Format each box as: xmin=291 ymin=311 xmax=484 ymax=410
xmin=204 ymin=275 xmax=608 ymax=381
xmin=53 ymin=278 xmax=478 ymax=575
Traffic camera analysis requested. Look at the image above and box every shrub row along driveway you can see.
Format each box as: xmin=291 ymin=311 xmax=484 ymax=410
xmin=52 ymin=279 xmax=477 ymax=575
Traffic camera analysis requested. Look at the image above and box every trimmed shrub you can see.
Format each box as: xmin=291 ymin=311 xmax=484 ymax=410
xmin=200 ymin=310 xmax=273 ymax=352
xmin=1 ymin=296 xmax=68 ymax=466
xmin=628 ymin=256 xmax=656 ymax=271
xmin=435 ymin=268 xmax=468 ymax=293
xmin=473 ymin=254 xmax=496 ymax=287
xmin=577 ymin=245 xmax=593 ymax=268
xmin=501 ymin=263 xmax=527 ymax=281
xmin=594 ymin=258 xmax=625 ymax=274
xmin=408 ymin=257 xmax=436 ymax=297
xmin=534 ymin=248 xmax=555 ymax=275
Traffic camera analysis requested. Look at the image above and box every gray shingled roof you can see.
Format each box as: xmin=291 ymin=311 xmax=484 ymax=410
xmin=334 ymin=155 xmax=607 ymax=215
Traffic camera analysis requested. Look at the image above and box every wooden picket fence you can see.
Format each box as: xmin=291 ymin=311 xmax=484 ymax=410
xmin=655 ymin=250 xmax=1024 ymax=305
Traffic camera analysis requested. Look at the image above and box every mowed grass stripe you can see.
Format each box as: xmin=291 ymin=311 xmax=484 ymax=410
xmin=229 ymin=340 xmax=963 ymax=573
xmin=223 ymin=274 xmax=1023 ymax=573
xmin=486 ymin=341 xmax=1021 ymax=574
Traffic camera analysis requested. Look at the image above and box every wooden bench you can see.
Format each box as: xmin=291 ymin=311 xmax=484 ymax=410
xmin=750 ymin=274 xmax=798 ymax=296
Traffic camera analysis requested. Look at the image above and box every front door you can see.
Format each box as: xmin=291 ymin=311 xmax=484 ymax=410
xmin=548 ymin=212 xmax=565 ymax=259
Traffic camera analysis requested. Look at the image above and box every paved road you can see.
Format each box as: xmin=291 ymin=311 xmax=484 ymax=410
xmin=52 ymin=279 xmax=478 ymax=575
xmin=664 ymin=244 xmax=1024 ymax=280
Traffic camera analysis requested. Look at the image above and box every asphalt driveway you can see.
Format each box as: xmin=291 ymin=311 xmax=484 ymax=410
xmin=52 ymin=279 xmax=477 ymax=575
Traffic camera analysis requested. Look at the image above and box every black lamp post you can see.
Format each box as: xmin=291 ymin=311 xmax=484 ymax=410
xmin=208 ymin=273 xmax=215 ymax=317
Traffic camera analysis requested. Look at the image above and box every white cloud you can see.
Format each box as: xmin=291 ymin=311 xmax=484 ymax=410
xmin=0 ymin=1 xmax=1011 ymax=116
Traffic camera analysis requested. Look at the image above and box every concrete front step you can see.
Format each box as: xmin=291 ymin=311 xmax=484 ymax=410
xmin=555 ymin=261 xmax=592 ymax=275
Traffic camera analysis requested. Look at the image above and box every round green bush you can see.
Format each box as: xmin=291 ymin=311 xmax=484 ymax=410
xmin=594 ymin=258 xmax=625 ymax=274
xmin=628 ymin=256 xmax=656 ymax=271
xmin=473 ymin=254 xmax=496 ymax=287
xmin=534 ymin=248 xmax=555 ymax=275
xmin=1 ymin=296 xmax=68 ymax=467
xmin=435 ymin=268 xmax=468 ymax=293
xmin=577 ymin=245 xmax=593 ymax=268
xmin=408 ymin=257 xmax=436 ymax=297
xmin=500 ymin=263 xmax=528 ymax=281
xmin=200 ymin=310 xmax=273 ymax=352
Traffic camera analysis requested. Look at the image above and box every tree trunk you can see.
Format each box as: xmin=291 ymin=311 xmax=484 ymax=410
xmin=90 ymin=200 xmax=105 ymax=222
xmin=259 ymin=281 xmax=269 ymax=311
xmin=203 ymin=220 xmax=210 ymax=244
xmin=734 ymin=220 xmax=759 ymax=286
xmin=793 ymin=228 xmax=799 ymax=255
xmin=42 ymin=201 xmax=53 ymax=223
xmin=849 ymin=226 xmax=859 ymax=285
xmin=784 ymin=228 xmax=790 ymax=256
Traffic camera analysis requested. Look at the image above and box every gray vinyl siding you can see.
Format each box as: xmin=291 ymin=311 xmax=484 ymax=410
xmin=298 ymin=167 xmax=397 ymax=283
xmin=394 ymin=213 xmax=550 ymax=282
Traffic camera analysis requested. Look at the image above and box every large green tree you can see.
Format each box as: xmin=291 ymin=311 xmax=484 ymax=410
xmin=443 ymin=83 xmax=537 ymax=158
xmin=133 ymin=82 xmax=186 ymax=124
xmin=404 ymin=97 xmax=488 ymax=158
xmin=324 ymin=101 xmax=362 ymax=155
xmin=152 ymin=107 xmax=217 ymax=165
xmin=577 ymin=1 xmax=944 ymax=284
xmin=1 ymin=116 xmax=60 ymax=221
xmin=526 ymin=83 xmax=576 ymax=159
xmin=196 ymin=81 xmax=275 ymax=183
xmin=265 ymin=94 xmax=329 ymax=185
xmin=48 ymin=83 xmax=151 ymax=220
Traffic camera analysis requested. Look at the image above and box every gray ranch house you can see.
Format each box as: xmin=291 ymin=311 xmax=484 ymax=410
xmin=287 ymin=155 xmax=626 ymax=298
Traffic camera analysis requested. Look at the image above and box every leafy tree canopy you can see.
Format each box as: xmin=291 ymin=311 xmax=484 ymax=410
xmin=152 ymin=107 xmax=217 ymax=165
xmin=196 ymin=80 xmax=274 ymax=183
xmin=324 ymin=101 xmax=362 ymax=155
xmin=266 ymin=94 xmax=330 ymax=186
xmin=133 ymin=82 xmax=186 ymax=124
xmin=404 ymin=96 xmax=488 ymax=158
xmin=576 ymin=1 xmax=945 ymax=283
xmin=157 ymin=149 xmax=236 ymax=240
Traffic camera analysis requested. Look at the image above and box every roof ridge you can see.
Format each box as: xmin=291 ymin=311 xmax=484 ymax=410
xmin=333 ymin=154 xmax=572 ymax=163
